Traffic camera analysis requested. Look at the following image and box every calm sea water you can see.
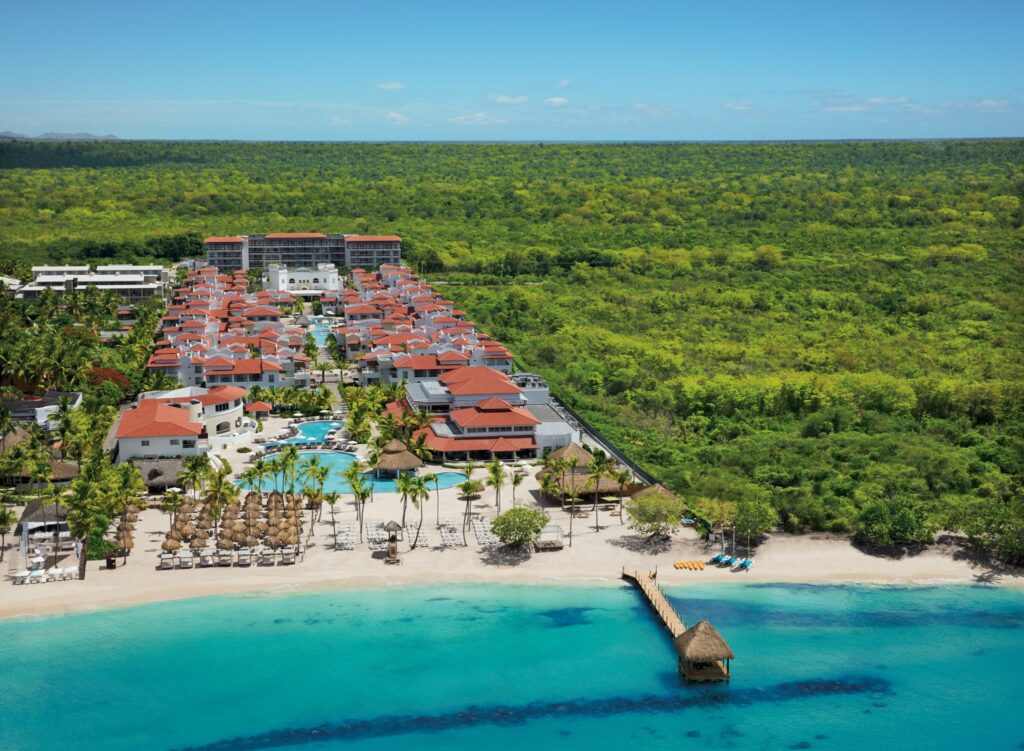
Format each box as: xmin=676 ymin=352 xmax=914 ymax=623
xmin=2 ymin=583 xmax=1022 ymax=751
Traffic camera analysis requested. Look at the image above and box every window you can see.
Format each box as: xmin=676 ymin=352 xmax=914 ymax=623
xmin=141 ymin=440 xmax=150 ymax=447
xmin=215 ymin=401 xmax=231 ymax=412
xmin=170 ymin=439 xmax=180 ymax=445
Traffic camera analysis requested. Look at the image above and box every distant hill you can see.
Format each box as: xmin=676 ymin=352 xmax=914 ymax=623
xmin=0 ymin=131 xmax=119 ymax=141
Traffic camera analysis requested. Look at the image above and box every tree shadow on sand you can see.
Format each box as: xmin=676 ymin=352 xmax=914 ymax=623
xmin=479 ymin=545 xmax=532 ymax=567
xmin=607 ymin=533 xmax=672 ymax=555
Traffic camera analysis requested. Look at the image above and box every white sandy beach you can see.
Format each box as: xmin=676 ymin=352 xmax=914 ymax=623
xmin=3 ymin=461 xmax=1020 ymax=620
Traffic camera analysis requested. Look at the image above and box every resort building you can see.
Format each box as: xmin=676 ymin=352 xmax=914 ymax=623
xmin=147 ymin=267 xmax=312 ymax=389
xmin=16 ymin=264 xmax=170 ymax=303
xmin=265 ymin=263 xmax=342 ymax=297
xmin=204 ymin=233 xmax=401 ymax=271
xmin=343 ymin=263 xmax=579 ymax=460
xmin=114 ymin=385 xmax=254 ymax=461
xmin=0 ymin=391 xmax=82 ymax=429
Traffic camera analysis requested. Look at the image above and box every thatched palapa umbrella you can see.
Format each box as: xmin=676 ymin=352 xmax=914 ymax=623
xmin=377 ymin=439 xmax=423 ymax=473
xmin=161 ymin=538 xmax=181 ymax=552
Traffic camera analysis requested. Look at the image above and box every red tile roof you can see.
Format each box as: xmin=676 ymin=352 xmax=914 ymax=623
xmin=245 ymin=401 xmax=272 ymax=412
xmin=116 ymin=401 xmax=202 ymax=439
xmin=264 ymin=232 xmax=326 ymax=239
xmin=347 ymin=235 xmax=401 ymax=242
xmin=205 ymin=236 xmax=244 ymax=243
xmin=449 ymin=403 xmax=539 ymax=428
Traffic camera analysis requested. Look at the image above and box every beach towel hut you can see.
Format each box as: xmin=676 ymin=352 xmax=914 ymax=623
xmin=673 ymin=620 xmax=734 ymax=682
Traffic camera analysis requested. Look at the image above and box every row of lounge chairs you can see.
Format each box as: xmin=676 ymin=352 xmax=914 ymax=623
xmin=12 ymin=567 xmax=79 ymax=584
xmin=471 ymin=516 xmax=500 ymax=545
xmin=158 ymin=547 xmax=300 ymax=569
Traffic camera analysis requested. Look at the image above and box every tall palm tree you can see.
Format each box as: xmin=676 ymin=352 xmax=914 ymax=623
xmin=485 ymin=459 xmax=505 ymax=513
xmin=421 ymin=472 xmax=440 ymax=525
xmin=564 ymin=456 xmax=580 ymax=547
xmin=0 ymin=503 xmax=16 ymax=561
xmin=0 ymin=405 xmax=14 ymax=453
xmin=509 ymin=470 xmax=524 ymax=508
xmin=396 ymin=473 xmax=416 ymax=528
xmin=205 ymin=466 xmax=237 ymax=542
xmin=162 ymin=488 xmax=184 ymax=530
xmin=179 ymin=454 xmax=211 ymax=505
xmin=53 ymin=396 xmax=74 ymax=459
xmin=457 ymin=479 xmax=483 ymax=544
xmin=350 ymin=473 xmax=371 ymax=543
xmin=614 ymin=468 xmax=632 ymax=525
xmin=410 ymin=476 xmax=430 ymax=549
xmin=299 ymin=453 xmax=328 ymax=522
xmin=587 ymin=454 xmax=615 ymax=532
xmin=539 ymin=472 xmax=560 ymax=506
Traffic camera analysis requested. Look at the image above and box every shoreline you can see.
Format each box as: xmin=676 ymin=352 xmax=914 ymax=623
xmin=4 ymin=549 xmax=1021 ymax=622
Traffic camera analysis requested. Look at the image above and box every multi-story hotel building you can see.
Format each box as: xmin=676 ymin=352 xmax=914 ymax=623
xmin=205 ymin=233 xmax=401 ymax=271
xmin=16 ymin=264 xmax=170 ymax=303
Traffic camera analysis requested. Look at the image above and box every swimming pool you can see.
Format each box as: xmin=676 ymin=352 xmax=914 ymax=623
xmin=310 ymin=317 xmax=332 ymax=347
xmin=239 ymin=450 xmax=467 ymax=494
xmin=266 ymin=420 xmax=343 ymax=446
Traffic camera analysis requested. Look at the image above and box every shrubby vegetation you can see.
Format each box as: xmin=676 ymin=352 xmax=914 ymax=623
xmin=0 ymin=139 xmax=1021 ymax=557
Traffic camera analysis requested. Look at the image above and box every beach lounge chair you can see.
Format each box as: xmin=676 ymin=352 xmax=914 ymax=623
xmin=159 ymin=553 xmax=175 ymax=570
xmin=719 ymin=556 xmax=735 ymax=567
xmin=46 ymin=567 xmax=63 ymax=582
xmin=13 ymin=570 xmax=30 ymax=585
xmin=739 ymin=559 xmax=753 ymax=570
xmin=236 ymin=549 xmax=252 ymax=567
xmin=280 ymin=548 xmax=296 ymax=565
xmin=178 ymin=553 xmax=194 ymax=569
xmin=259 ymin=550 xmax=276 ymax=566
xmin=217 ymin=551 xmax=234 ymax=566
xmin=199 ymin=552 xmax=214 ymax=567
xmin=64 ymin=568 xmax=78 ymax=580
xmin=28 ymin=569 xmax=48 ymax=584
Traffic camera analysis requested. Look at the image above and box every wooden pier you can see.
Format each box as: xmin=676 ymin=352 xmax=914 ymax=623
xmin=622 ymin=568 xmax=733 ymax=681
xmin=621 ymin=569 xmax=686 ymax=637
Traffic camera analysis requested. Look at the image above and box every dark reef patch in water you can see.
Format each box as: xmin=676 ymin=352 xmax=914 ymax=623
xmin=537 ymin=607 xmax=597 ymax=627
xmin=174 ymin=675 xmax=892 ymax=751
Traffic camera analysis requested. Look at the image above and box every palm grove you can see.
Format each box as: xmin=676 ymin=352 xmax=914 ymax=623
xmin=0 ymin=139 xmax=1021 ymax=561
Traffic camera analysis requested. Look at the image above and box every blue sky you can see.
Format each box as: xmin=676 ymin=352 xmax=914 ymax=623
xmin=1 ymin=0 xmax=1021 ymax=140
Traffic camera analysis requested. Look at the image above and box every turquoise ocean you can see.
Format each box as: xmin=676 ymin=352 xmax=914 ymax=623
xmin=2 ymin=583 xmax=1022 ymax=750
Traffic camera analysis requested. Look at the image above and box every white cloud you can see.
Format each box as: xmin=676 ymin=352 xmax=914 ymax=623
xmin=818 ymin=95 xmax=912 ymax=113
xmin=385 ymin=111 xmax=409 ymax=125
xmin=450 ymin=112 xmax=507 ymax=126
xmin=555 ymin=79 xmax=571 ymax=88
xmin=546 ymin=97 xmax=569 ymax=107
xmin=376 ymin=81 xmax=406 ymax=90
xmin=488 ymin=93 xmax=528 ymax=104
xmin=329 ymin=115 xmax=351 ymax=125
xmin=941 ymin=98 xmax=1011 ymax=112
xmin=724 ymin=100 xmax=752 ymax=112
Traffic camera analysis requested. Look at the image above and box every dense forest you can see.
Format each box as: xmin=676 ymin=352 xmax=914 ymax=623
xmin=1 ymin=139 xmax=1021 ymax=556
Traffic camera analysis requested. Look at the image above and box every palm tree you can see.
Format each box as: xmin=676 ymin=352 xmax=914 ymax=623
xmin=205 ymin=466 xmax=237 ymax=541
xmin=252 ymin=457 xmax=270 ymax=502
xmin=407 ymin=432 xmax=433 ymax=463
xmin=350 ymin=473 xmax=371 ymax=543
xmin=587 ymin=454 xmax=615 ymax=532
xmin=457 ymin=478 xmax=482 ymax=545
xmin=53 ymin=395 xmax=74 ymax=459
xmin=324 ymin=491 xmax=340 ymax=544
xmin=179 ymin=454 xmax=211 ymax=505
xmin=421 ymin=472 xmax=440 ymax=525
xmin=485 ymin=459 xmax=505 ymax=513
xmin=396 ymin=473 xmax=416 ymax=528
xmin=0 ymin=504 xmax=16 ymax=561
xmin=410 ymin=476 xmax=430 ymax=549
xmin=0 ymin=405 xmax=13 ymax=453
xmin=539 ymin=472 xmax=560 ymax=506
xmin=614 ymin=468 xmax=632 ymax=525
xmin=564 ymin=456 xmax=580 ymax=547
xmin=111 ymin=462 xmax=145 ymax=566
xmin=299 ymin=453 xmax=328 ymax=522
xmin=509 ymin=470 xmax=524 ymax=508
xmin=162 ymin=488 xmax=184 ymax=530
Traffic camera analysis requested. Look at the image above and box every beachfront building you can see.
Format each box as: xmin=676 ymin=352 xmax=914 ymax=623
xmin=114 ymin=385 xmax=255 ymax=461
xmin=265 ymin=263 xmax=342 ymax=297
xmin=147 ymin=267 xmax=312 ymax=389
xmin=0 ymin=391 xmax=82 ymax=429
xmin=16 ymin=264 xmax=170 ymax=303
xmin=204 ymin=233 xmax=401 ymax=271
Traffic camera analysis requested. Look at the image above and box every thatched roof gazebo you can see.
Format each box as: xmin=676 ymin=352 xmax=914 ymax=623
xmin=673 ymin=620 xmax=734 ymax=682
xmin=546 ymin=442 xmax=593 ymax=468
xmin=376 ymin=439 xmax=423 ymax=474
